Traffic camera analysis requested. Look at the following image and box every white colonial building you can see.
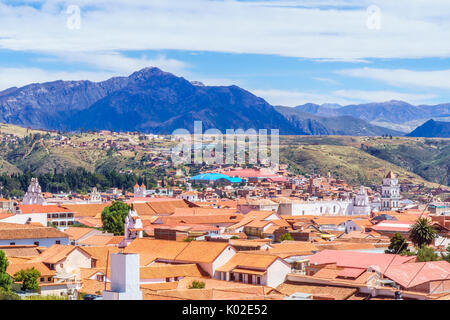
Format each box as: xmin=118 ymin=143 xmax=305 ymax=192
xmin=133 ymin=183 xmax=147 ymax=198
xmin=277 ymin=199 xmax=354 ymax=216
xmin=352 ymin=186 xmax=371 ymax=215
xmin=119 ymin=208 xmax=144 ymax=248
xmin=22 ymin=178 xmax=46 ymax=205
xmin=277 ymin=186 xmax=372 ymax=217
xmin=381 ymin=171 xmax=401 ymax=211
xmin=89 ymin=187 xmax=102 ymax=203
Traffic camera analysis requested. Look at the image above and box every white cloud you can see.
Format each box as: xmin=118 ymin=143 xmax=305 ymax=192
xmin=61 ymin=52 xmax=189 ymax=75
xmin=1 ymin=0 xmax=450 ymax=60
xmin=250 ymin=89 xmax=355 ymax=106
xmin=0 ymin=51 xmax=190 ymax=90
xmin=333 ymin=90 xmax=436 ymax=105
xmin=250 ymin=88 xmax=435 ymax=106
xmin=0 ymin=67 xmax=115 ymax=90
xmin=337 ymin=67 xmax=450 ymax=90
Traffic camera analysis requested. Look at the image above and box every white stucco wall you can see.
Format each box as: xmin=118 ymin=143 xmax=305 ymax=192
xmin=265 ymin=258 xmax=291 ymax=288
xmin=0 ymin=237 xmax=69 ymax=247
xmin=278 ymin=201 xmax=354 ymax=216
xmin=55 ymin=249 xmax=92 ymax=274
xmin=211 ymin=245 xmax=237 ymax=278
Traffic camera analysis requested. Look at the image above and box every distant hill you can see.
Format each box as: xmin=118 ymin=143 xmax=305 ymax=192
xmin=294 ymin=103 xmax=340 ymax=117
xmin=406 ymin=119 xmax=450 ymax=138
xmin=295 ymin=100 xmax=450 ymax=133
xmin=276 ymin=106 xmax=402 ymax=136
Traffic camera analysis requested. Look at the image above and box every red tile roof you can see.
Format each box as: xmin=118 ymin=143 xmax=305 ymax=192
xmin=308 ymin=249 xmax=416 ymax=271
xmin=383 ymin=261 xmax=450 ymax=288
xmin=336 ymin=268 xmax=366 ymax=279
xmin=19 ymin=204 xmax=73 ymax=214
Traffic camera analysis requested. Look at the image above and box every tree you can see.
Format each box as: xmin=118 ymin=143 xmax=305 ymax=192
xmin=416 ymin=245 xmax=439 ymax=262
xmin=101 ymin=201 xmax=130 ymax=235
xmin=409 ymin=218 xmax=436 ymax=248
xmin=0 ymin=288 xmax=20 ymax=300
xmin=441 ymin=246 xmax=450 ymax=263
xmin=188 ymin=280 xmax=205 ymax=289
xmin=14 ymin=268 xmax=41 ymax=292
xmin=0 ymin=250 xmax=11 ymax=292
xmin=386 ymin=232 xmax=408 ymax=254
xmin=279 ymin=233 xmax=294 ymax=242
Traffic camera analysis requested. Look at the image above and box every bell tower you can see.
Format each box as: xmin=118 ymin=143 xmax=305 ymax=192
xmin=381 ymin=171 xmax=400 ymax=211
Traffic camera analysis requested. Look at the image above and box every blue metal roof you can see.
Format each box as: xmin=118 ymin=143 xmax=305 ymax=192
xmin=190 ymin=173 xmax=243 ymax=183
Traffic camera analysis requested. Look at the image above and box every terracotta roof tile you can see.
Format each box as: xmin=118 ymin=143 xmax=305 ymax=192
xmin=0 ymin=223 xmax=68 ymax=240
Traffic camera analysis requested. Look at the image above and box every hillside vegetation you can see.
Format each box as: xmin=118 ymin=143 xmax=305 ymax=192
xmin=0 ymin=124 xmax=447 ymax=188
xmin=280 ymin=136 xmax=449 ymax=187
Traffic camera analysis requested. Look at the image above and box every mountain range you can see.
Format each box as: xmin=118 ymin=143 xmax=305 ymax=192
xmin=0 ymin=67 xmax=448 ymax=137
xmin=296 ymin=101 xmax=450 ymax=134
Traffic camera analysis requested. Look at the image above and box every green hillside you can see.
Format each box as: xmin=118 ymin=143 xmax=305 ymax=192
xmin=280 ymin=136 xmax=449 ymax=187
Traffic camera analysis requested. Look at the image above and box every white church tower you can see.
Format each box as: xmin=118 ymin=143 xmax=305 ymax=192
xmin=352 ymin=186 xmax=371 ymax=215
xmin=22 ymin=178 xmax=46 ymax=205
xmin=381 ymin=171 xmax=400 ymax=211
xmin=119 ymin=206 xmax=143 ymax=248
xmin=133 ymin=183 xmax=146 ymax=198
xmin=89 ymin=187 xmax=102 ymax=203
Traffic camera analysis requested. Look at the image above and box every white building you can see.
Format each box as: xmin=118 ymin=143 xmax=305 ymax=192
xmin=215 ymin=252 xmax=291 ymax=288
xmin=119 ymin=208 xmax=144 ymax=248
xmin=133 ymin=183 xmax=147 ymax=198
xmin=0 ymin=211 xmax=47 ymax=226
xmin=381 ymin=171 xmax=401 ymax=211
xmin=0 ymin=223 xmax=69 ymax=247
xmin=352 ymin=186 xmax=371 ymax=215
xmin=180 ymin=191 xmax=199 ymax=202
xmin=16 ymin=205 xmax=75 ymax=231
xmin=103 ymin=253 xmax=143 ymax=300
xmin=277 ymin=199 xmax=354 ymax=216
xmin=22 ymin=178 xmax=46 ymax=205
xmin=89 ymin=187 xmax=102 ymax=203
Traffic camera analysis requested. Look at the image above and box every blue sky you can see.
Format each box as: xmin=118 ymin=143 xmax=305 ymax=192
xmin=1 ymin=0 xmax=450 ymax=106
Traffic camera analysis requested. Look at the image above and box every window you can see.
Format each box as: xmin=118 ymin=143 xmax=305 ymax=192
xmin=96 ymin=275 xmax=105 ymax=282
xmin=48 ymin=277 xmax=52 ymax=282
xmin=40 ymin=278 xmax=44 ymax=282
xmin=239 ymin=273 xmax=243 ymax=282
xmin=256 ymin=277 xmax=261 ymax=285
xmin=9 ymin=242 xmax=15 ymax=245
xmin=34 ymin=241 xmax=39 ymax=246
xmin=55 ymin=240 xmax=61 ymax=244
